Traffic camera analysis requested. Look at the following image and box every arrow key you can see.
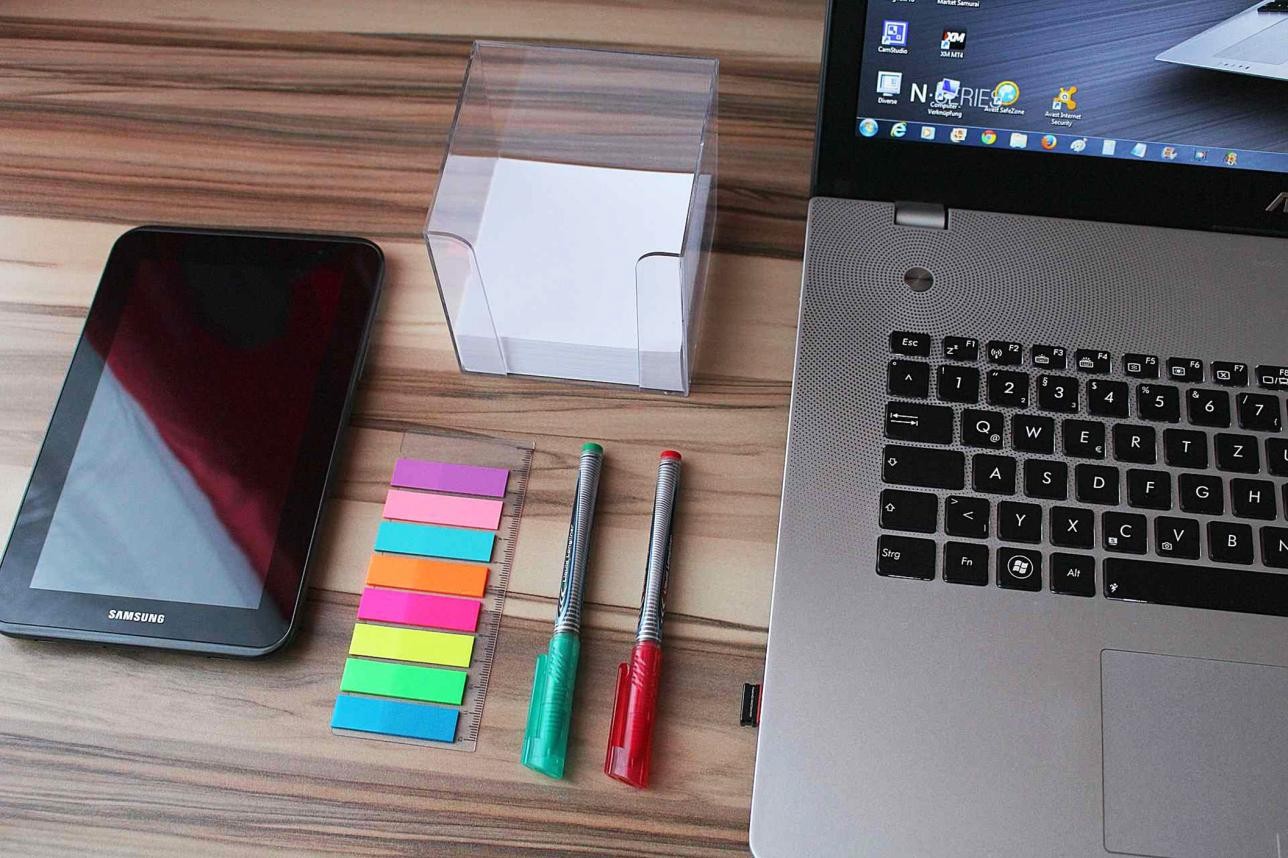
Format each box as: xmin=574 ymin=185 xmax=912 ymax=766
xmin=945 ymin=495 xmax=990 ymax=539
xmin=879 ymin=489 xmax=938 ymax=534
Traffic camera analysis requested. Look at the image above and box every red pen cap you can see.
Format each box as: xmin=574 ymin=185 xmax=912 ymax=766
xmin=604 ymin=640 xmax=662 ymax=788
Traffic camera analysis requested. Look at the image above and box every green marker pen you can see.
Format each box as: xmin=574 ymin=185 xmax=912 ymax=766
xmin=521 ymin=442 xmax=603 ymax=778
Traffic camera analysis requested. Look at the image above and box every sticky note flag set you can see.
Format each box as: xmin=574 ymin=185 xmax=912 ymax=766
xmin=331 ymin=449 xmax=527 ymax=751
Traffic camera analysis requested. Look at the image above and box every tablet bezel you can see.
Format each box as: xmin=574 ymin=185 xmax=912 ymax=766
xmin=0 ymin=226 xmax=383 ymax=656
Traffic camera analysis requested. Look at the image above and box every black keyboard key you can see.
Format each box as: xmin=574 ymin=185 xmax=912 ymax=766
xmin=1031 ymin=345 xmax=1067 ymax=370
xmin=1074 ymin=349 xmax=1111 ymax=374
xmin=1138 ymin=384 xmax=1181 ymax=422
xmin=1212 ymin=361 xmax=1248 ymax=387
xmin=961 ymin=409 xmax=1004 ymax=448
xmin=1063 ymin=420 xmax=1106 ymax=459
xmin=1023 ymin=459 xmax=1068 ymax=501
xmin=1037 ymin=374 xmax=1079 ymax=413
xmin=973 ymin=454 xmax=1016 ymax=495
xmin=888 ymin=360 xmax=931 ymax=398
xmin=1215 ymin=433 xmax=1260 ymax=473
xmin=1261 ymin=527 xmax=1288 ymax=568
xmin=885 ymin=402 xmax=954 ymax=445
xmin=1209 ymin=522 xmax=1254 ymax=564
xmin=942 ymin=336 xmax=979 ymax=362
xmin=1076 ymin=464 xmax=1119 ymax=504
xmin=987 ymin=370 xmax=1030 ymax=408
xmin=1237 ymin=393 xmax=1281 ymax=432
xmin=1087 ymin=380 xmax=1129 ymax=418
xmin=1123 ymin=354 xmax=1159 ymax=379
xmin=999 ymin=501 xmax=1042 ymax=544
xmin=1179 ymin=473 xmax=1224 ymax=515
xmin=1164 ymin=429 xmax=1208 ymax=469
xmin=891 ymin=331 xmax=931 ymax=357
xmin=1255 ymin=365 xmax=1288 ymax=390
xmin=1167 ymin=357 xmax=1204 ymax=383
xmin=883 ymin=445 xmax=966 ymax=490
xmin=937 ymin=365 xmax=980 ymax=403
xmin=997 ymin=548 xmax=1042 ymax=591
xmin=1050 ymin=553 xmax=1096 ymax=597
xmin=876 ymin=535 xmax=936 ymax=579
xmin=1268 ymin=439 xmax=1288 ymax=476
xmin=1231 ymin=478 xmax=1276 ymax=520
xmin=987 ymin=340 xmax=1023 ymax=365
xmin=1186 ymin=389 xmax=1230 ymax=428
xmin=1155 ymin=516 xmax=1200 ymax=560
xmin=1113 ymin=424 xmax=1156 ymax=464
xmin=879 ymin=489 xmax=938 ymax=533
xmin=1103 ymin=512 xmax=1147 ymax=554
xmin=1104 ymin=558 xmax=1288 ymax=618
xmin=1051 ymin=506 xmax=1094 ymax=549
xmin=1126 ymin=469 xmax=1171 ymax=510
xmin=1012 ymin=414 xmax=1056 ymax=454
xmin=944 ymin=542 xmax=989 ymax=585
xmin=945 ymin=495 xmax=989 ymax=539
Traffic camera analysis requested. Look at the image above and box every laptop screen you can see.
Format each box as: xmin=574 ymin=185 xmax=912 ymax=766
xmin=856 ymin=0 xmax=1288 ymax=173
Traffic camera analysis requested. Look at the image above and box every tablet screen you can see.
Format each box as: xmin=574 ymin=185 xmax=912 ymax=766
xmin=1 ymin=228 xmax=381 ymax=652
xmin=31 ymin=249 xmax=344 ymax=608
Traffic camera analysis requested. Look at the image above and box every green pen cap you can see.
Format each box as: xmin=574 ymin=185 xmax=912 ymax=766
xmin=521 ymin=631 xmax=581 ymax=779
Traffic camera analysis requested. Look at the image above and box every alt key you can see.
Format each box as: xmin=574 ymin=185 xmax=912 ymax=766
xmin=1050 ymin=553 xmax=1096 ymax=596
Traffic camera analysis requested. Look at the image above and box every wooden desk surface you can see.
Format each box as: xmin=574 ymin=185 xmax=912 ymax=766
xmin=0 ymin=4 xmax=822 ymax=854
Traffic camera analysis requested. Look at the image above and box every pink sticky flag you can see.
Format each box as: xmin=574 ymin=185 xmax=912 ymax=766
xmin=382 ymin=489 xmax=503 ymax=530
xmin=357 ymin=588 xmax=482 ymax=633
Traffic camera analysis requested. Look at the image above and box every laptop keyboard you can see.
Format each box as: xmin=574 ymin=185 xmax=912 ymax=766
xmin=877 ymin=331 xmax=1288 ymax=619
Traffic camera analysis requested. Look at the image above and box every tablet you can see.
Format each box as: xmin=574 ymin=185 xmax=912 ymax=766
xmin=0 ymin=227 xmax=383 ymax=656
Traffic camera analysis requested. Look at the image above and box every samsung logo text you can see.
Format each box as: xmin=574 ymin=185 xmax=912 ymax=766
xmin=107 ymin=609 xmax=166 ymax=624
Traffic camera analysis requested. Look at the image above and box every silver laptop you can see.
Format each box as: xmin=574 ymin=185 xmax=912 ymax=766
xmin=1159 ymin=0 xmax=1288 ymax=81
xmin=751 ymin=1 xmax=1288 ymax=855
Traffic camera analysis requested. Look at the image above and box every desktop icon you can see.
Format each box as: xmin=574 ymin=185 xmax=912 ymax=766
xmin=877 ymin=71 xmax=903 ymax=97
xmin=891 ymin=122 xmax=908 ymax=138
xmin=1161 ymin=146 xmax=1178 ymax=161
xmin=1052 ymin=86 xmax=1079 ymax=111
xmin=1226 ymin=151 xmax=1239 ymax=166
xmin=1040 ymin=134 xmax=1058 ymax=150
xmin=940 ymin=28 xmax=967 ymax=52
xmin=1070 ymin=138 xmax=1088 ymax=153
xmin=935 ymin=78 xmax=963 ymax=107
xmin=981 ymin=129 xmax=998 ymax=145
xmin=1009 ymin=132 xmax=1029 ymax=149
xmin=1102 ymin=139 xmax=1118 ymax=156
xmin=1132 ymin=142 xmax=1148 ymax=158
xmin=950 ymin=127 xmax=968 ymax=143
xmin=991 ymin=80 xmax=1021 ymax=108
xmin=859 ymin=118 xmax=880 ymax=137
xmin=882 ymin=20 xmax=909 ymax=47
xmin=920 ymin=125 xmax=937 ymax=141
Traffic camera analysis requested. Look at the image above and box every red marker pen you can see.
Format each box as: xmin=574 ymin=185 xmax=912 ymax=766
xmin=605 ymin=450 xmax=682 ymax=789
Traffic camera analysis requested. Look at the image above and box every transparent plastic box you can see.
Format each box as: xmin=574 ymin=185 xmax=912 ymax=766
xmin=426 ymin=42 xmax=718 ymax=395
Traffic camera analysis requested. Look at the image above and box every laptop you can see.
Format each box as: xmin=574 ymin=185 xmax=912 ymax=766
xmin=751 ymin=1 xmax=1288 ymax=856
xmin=1159 ymin=0 xmax=1288 ymax=81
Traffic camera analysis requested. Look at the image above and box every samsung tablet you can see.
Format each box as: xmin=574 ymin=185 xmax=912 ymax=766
xmin=0 ymin=227 xmax=383 ymax=656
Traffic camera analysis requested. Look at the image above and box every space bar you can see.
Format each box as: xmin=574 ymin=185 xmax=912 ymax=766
xmin=1104 ymin=558 xmax=1288 ymax=618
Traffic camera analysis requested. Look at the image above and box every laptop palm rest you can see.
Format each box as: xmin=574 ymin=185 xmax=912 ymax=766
xmin=1102 ymin=650 xmax=1288 ymax=857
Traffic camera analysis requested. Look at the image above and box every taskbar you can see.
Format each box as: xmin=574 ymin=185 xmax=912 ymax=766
xmin=856 ymin=118 xmax=1288 ymax=174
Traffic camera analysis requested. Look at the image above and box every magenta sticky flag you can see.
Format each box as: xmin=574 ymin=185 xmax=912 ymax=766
xmin=390 ymin=459 xmax=509 ymax=498
xmin=357 ymin=588 xmax=482 ymax=633
xmin=382 ymin=489 xmax=503 ymax=530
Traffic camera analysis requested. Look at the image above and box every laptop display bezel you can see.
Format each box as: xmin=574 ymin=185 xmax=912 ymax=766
xmin=812 ymin=0 xmax=1288 ymax=238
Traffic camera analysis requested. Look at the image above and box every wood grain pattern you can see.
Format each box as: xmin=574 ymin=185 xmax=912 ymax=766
xmin=0 ymin=3 xmax=824 ymax=854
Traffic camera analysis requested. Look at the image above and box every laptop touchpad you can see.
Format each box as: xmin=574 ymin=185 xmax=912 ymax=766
xmin=1102 ymin=650 xmax=1288 ymax=857
xmin=1216 ymin=20 xmax=1288 ymax=65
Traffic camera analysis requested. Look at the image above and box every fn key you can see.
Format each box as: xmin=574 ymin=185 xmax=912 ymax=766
xmin=877 ymin=535 xmax=936 ymax=580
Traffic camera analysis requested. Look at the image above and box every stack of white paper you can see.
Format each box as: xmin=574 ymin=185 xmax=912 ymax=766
xmin=432 ymin=156 xmax=698 ymax=390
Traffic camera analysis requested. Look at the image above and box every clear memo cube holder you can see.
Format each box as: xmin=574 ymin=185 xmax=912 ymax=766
xmin=425 ymin=41 xmax=718 ymax=395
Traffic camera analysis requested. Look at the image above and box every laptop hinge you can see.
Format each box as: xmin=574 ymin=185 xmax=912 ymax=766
xmin=894 ymin=201 xmax=948 ymax=230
